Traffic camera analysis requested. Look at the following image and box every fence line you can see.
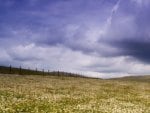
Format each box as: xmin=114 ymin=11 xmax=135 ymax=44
xmin=0 ymin=64 xmax=84 ymax=77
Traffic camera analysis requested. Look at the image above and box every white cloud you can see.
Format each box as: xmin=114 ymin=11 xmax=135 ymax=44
xmin=105 ymin=0 xmax=121 ymax=29
xmin=0 ymin=48 xmax=11 ymax=62
xmin=1 ymin=42 xmax=150 ymax=78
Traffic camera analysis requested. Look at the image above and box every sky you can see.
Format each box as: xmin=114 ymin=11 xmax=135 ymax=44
xmin=0 ymin=0 xmax=150 ymax=78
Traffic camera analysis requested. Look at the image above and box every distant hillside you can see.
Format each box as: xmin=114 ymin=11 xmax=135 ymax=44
xmin=0 ymin=66 xmax=83 ymax=78
xmin=110 ymin=75 xmax=150 ymax=83
xmin=0 ymin=66 xmax=43 ymax=75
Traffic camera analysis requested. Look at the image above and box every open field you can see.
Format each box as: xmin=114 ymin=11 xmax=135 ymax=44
xmin=0 ymin=74 xmax=149 ymax=113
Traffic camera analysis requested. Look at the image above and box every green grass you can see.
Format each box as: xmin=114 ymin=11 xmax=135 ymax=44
xmin=0 ymin=74 xmax=149 ymax=113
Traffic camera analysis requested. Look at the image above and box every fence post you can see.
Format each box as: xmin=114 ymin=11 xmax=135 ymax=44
xmin=48 ymin=70 xmax=49 ymax=75
xmin=58 ymin=70 xmax=59 ymax=76
xmin=43 ymin=69 xmax=44 ymax=76
xmin=36 ymin=68 xmax=37 ymax=74
xmin=19 ymin=66 xmax=22 ymax=75
xmin=27 ymin=67 xmax=30 ymax=75
xmin=9 ymin=65 xmax=12 ymax=74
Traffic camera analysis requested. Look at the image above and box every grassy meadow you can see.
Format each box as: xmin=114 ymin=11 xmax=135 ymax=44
xmin=0 ymin=74 xmax=149 ymax=113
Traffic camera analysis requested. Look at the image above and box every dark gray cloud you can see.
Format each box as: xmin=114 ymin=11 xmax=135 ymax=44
xmin=109 ymin=39 xmax=150 ymax=63
xmin=100 ymin=0 xmax=150 ymax=63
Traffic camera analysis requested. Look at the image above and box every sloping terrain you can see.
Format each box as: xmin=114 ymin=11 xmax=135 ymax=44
xmin=111 ymin=75 xmax=150 ymax=83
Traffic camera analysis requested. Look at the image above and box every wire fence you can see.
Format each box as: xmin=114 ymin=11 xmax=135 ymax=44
xmin=0 ymin=65 xmax=84 ymax=78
